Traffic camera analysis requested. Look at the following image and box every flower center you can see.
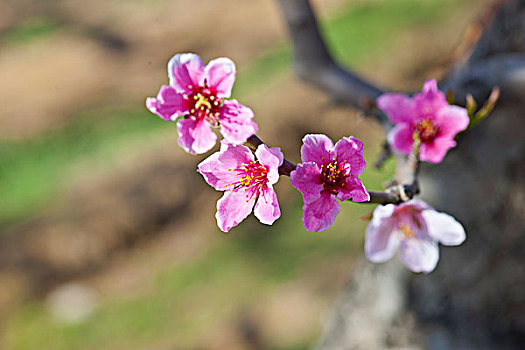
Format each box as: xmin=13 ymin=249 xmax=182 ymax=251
xmin=226 ymin=161 xmax=269 ymax=201
xmin=184 ymin=84 xmax=222 ymax=126
xmin=194 ymin=93 xmax=212 ymax=111
xmin=320 ymin=154 xmax=351 ymax=194
xmin=414 ymin=118 xmax=438 ymax=142
xmin=398 ymin=223 xmax=415 ymax=240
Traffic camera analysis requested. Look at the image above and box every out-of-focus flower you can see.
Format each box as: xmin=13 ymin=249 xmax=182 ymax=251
xmin=365 ymin=199 xmax=466 ymax=273
xmin=290 ymin=134 xmax=369 ymax=232
xmin=198 ymin=141 xmax=283 ymax=232
xmin=377 ymin=79 xmax=469 ymax=163
xmin=147 ymin=53 xmax=257 ymax=154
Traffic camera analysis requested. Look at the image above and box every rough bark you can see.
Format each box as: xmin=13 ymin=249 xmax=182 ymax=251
xmin=277 ymin=0 xmax=525 ymax=349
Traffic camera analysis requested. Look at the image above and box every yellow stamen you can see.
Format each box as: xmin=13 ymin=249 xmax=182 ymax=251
xmin=398 ymin=223 xmax=415 ymax=239
xmin=194 ymin=93 xmax=212 ymax=110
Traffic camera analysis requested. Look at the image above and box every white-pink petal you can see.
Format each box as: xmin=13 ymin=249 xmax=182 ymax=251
xmin=421 ymin=210 xmax=466 ymax=246
xmin=197 ymin=152 xmax=238 ymax=191
xmin=205 ymin=57 xmax=236 ymax=98
xmin=217 ymin=141 xmax=254 ymax=168
xmin=190 ymin=119 xmax=217 ymax=154
xmin=254 ymin=185 xmax=281 ymax=225
xmin=176 ymin=118 xmax=216 ymax=155
xmin=365 ymin=211 xmax=399 ymax=263
xmin=168 ymin=53 xmax=205 ymax=92
xmin=399 ymin=238 xmax=439 ymax=273
xmin=146 ymin=85 xmax=187 ymax=121
xmin=176 ymin=118 xmax=196 ymax=153
xmin=219 ymin=100 xmax=257 ymax=145
xmin=256 ymin=145 xmax=283 ymax=185
xmin=216 ymin=191 xmax=256 ymax=232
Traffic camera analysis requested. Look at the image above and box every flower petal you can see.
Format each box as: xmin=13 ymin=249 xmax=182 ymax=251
xmin=387 ymin=124 xmax=413 ymax=156
xmin=176 ymin=118 xmax=197 ymax=153
xmin=256 ymin=145 xmax=283 ymax=185
xmin=365 ymin=205 xmax=400 ymax=263
xmin=337 ymin=176 xmax=369 ymax=202
xmin=300 ymin=134 xmax=334 ymax=165
xmin=198 ymin=152 xmax=240 ymax=191
xmin=254 ymin=185 xmax=281 ymax=225
xmin=376 ymin=93 xmax=416 ymax=124
xmin=436 ymin=105 xmax=469 ymax=138
xmin=216 ymin=190 xmax=256 ymax=232
xmin=146 ymin=85 xmax=187 ymax=121
xmin=399 ymin=238 xmax=439 ymax=273
xmin=413 ymin=79 xmax=448 ymax=118
xmin=205 ymin=57 xmax=236 ymax=98
xmin=400 ymin=199 xmax=432 ymax=212
xmin=168 ymin=53 xmax=205 ymax=92
xmin=176 ymin=118 xmax=216 ymax=154
xmin=219 ymin=99 xmax=258 ymax=144
xmin=217 ymin=141 xmax=255 ymax=166
xmin=290 ymin=162 xmax=323 ymax=204
xmin=421 ymin=210 xmax=466 ymax=246
xmin=333 ymin=136 xmax=366 ymax=176
xmin=420 ymin=138 xmax=455 ymax=163
xmin=302 ymin=191 xmax=341 ymax=232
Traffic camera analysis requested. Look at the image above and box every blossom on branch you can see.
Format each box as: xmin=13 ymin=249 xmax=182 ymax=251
xmin=377 ymin=79 xmax=469 ymax=163
xmin=291 ymin=134 xmax=369 ymax=232
xmin=198 ymin=141 xmax=283 ymax=232
xmin=365 ymin=199 xmax=466 ymax=273
xmin=146 ymin=53 xmax=257 ymax=154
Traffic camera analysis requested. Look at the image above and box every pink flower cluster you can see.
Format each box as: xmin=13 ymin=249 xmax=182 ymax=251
xmin=365 ymin=200 xmax=466 ymax=273
xmin=377 ymin=79 xmax=469 ymax=163
xmin=147 ymin=54 xmax=471 ymax=273
xmin=291 ymin=135 xmax=369 ymax=232
xmin=147 ymin=53 xmax=257 ymax=154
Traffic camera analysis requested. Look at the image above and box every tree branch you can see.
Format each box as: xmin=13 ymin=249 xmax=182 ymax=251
xmin=275 ymin=0 xmax=389 ymax=128
xmin=246 ymin=135 xmax=296 ymax=176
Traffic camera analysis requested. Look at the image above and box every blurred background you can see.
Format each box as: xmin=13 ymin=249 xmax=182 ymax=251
xmin=0 ymin=0 xmax=490 ymax=349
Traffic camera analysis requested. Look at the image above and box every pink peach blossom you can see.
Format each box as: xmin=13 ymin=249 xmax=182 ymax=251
xmin=290 ymin=134 xmax=369 ymax=232
xmin=365 ymin=199 xmax=466 ymax=273
xmin=146 ymin=53 xmax=257 ymax=154
xmin=377 ymin=79 xmax=469 ymax=163
xmin=198 ymin=141 xmax=283 ymax=232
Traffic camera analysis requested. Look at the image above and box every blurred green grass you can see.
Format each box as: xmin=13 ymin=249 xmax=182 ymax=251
xmin=0 ymin=108 xmax=168 ymax=227
xmin=3 ymin=17 xmax=62 ymax=46
xmin=3 ymin=0 xmax=474 ymax=348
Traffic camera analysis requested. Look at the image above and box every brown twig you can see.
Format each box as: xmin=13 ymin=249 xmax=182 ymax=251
xmin=374 ymin=140 xmax=393 ymax=169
